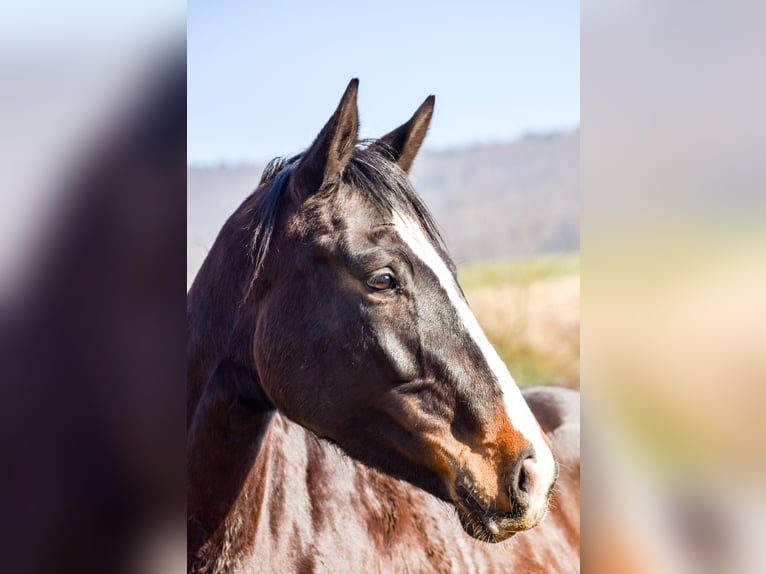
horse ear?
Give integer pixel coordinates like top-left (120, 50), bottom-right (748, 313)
top-left (292, 78), bottom-right (359, 200)
top-left (371, 95), bottom-right (434, 173)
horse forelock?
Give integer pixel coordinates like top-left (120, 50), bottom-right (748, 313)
top-left (245, 145), bottom-right (445, 298)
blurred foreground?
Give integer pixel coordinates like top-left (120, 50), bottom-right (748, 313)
top-left (0, 6), bottom-right (186, 574)
top-left (583, 2), bottom-right (766, 572)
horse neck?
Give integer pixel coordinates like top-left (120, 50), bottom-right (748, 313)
top-left (187, 361), bottom-right (275, 570)
top-left (187, 192), bottom-right (267, 425)
top-left (187, 285), bottom-right (275, 567)
top-left (190, 410), bottom-right (442, 573)
top-left (187, 191), bottom-right (284, 564)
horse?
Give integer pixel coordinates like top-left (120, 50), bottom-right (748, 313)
top-left (187, 79), bottom-right (580, 573)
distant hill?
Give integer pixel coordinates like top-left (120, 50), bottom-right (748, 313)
top-left (187, 130), bottom-right (579, 286)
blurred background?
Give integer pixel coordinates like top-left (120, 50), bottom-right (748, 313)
top-left (187, 0), bottom-right (581, 389)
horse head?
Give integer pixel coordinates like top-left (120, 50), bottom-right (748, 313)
top-left (247, 79), bottom-right (558, 542)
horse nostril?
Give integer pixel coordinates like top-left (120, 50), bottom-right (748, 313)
top-left (518, 463), bottom-right (531, 494)
top-left (510, 448), bottom-right (536, 508)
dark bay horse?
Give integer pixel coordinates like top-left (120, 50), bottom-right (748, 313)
top-left (187, 79), bottom-right (580, 573)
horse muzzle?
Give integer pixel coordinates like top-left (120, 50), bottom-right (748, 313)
top-left (451, 448), bottom-right (558, 543)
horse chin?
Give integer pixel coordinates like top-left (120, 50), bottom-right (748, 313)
top-left (450, 486), bottom-right (552, 544)
top-left (451, 495), bottom-right (515, 544)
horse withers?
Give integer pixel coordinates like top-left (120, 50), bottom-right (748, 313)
top-left (187, 79), bottom-right (580, 573)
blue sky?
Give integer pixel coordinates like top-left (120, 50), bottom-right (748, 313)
top-left (188, 1), bottom-right (579, 164)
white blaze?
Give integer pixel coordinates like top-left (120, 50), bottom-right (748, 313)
top-left (392, 211), bottom-right (556, 497)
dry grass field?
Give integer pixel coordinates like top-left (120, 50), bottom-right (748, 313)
top-left (459, 253), bottom-right (580, 388)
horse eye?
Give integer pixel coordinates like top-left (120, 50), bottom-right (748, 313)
top-left (367, 273), bottom-right (397, 291)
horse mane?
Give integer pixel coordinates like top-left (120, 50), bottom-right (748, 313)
top-left (246, 143), bottom-right (446, 293)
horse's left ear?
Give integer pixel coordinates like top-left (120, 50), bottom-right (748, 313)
top-left (291, 78), bottom-right (359, 201)
top-left (371, 95), bottom-right (435, 173)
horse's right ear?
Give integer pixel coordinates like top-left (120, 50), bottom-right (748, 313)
top-left (291, 79), bottom-right (359, 202)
